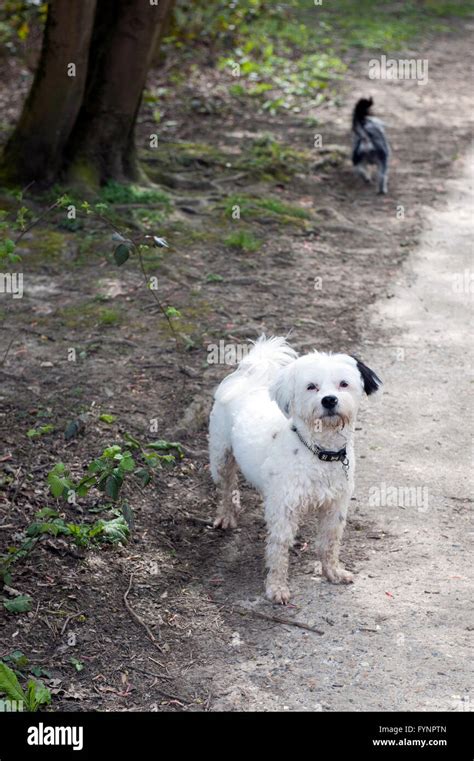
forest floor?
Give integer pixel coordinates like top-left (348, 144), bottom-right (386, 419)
top-left (0, 19), bottom-right (473, 711)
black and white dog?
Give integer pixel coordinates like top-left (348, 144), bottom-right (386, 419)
top-left (352, 97), bottom-right (390, 194)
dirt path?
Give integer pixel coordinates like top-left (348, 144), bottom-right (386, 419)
top-left (1, 25), bottom-right (472, 712)
top-left (186, 149), bottom-right (473, 713)
top-left (171, 40), bottom-right (474, 711)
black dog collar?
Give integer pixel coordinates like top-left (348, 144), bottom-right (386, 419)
top-left (291, 425), bottom-right (348, 463)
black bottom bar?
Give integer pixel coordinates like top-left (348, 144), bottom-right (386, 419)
top-left (0, 711), bottom-right (471, 759)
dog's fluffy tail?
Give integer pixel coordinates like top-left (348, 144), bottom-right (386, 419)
top-left (214, 335), bottom-right (297, 404)
top-left (352, 97), bottom-right (373, 134)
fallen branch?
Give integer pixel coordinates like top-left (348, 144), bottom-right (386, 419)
top-left (153, 687), bottom-right (191, 706)
top-left (123, 573), bottom-right (163, 653)
top-left (234, 606), bottom-right (324, 635)
top-left (183, 514), bottom-right (214, 527)
top-left (129, 665), bottom-right (172, 681)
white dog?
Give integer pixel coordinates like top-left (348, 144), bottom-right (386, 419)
top-left (209, 336), bottom-right (382, 604)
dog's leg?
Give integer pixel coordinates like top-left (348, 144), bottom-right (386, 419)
top-left (213, 450), bottom-right (240, 529)
top-left (264, 500), bottom-right (298, 604)
top-left (318, 498), bottom-right (353, 584)
top-left (377, 158), bottom-right (389, 194)
top-left (354, 162), bottom-right (371, 183)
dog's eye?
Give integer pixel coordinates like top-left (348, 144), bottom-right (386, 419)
top-left (340, 380), bottom-right (349, 388)
top-left (307, 383), bottom-right (318, 391)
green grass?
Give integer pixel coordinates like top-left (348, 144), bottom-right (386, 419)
top-left (297, 0), bottom-right (474, 51)
top-left (20, 228), bottom-right (70, 264)
top-left (167, 0), bottom-right (474, 112)
top-left (143, 141), bottom-right (230, 176)
top-left (224, 230), bottom-right (261, 253)
top-left (221, 194), bottom-right (311, 224)
top-left (237, 134), bottom-right (312, 180)
top-left (99, 181), bottom-right (170, 207)
top-left (56, 301), bottom-right (122, 329)
top-left (131, 207), bottom-right (167, 230)
top-left (256, 198), bottom-right (310, 220)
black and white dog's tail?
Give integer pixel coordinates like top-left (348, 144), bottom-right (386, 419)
top-left (352, 97), bottom-right (374, 136)
top-left (351, 97), bottom-right (390, 194)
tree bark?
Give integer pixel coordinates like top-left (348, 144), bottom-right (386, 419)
top-left (152, 0), bottom-right (176, 66)
top-left (65, 0), bottom-right (174, 189)
top-left (0, 0), bottom-right (97, 186)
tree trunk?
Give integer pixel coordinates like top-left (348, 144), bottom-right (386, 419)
top-left (152, 0), bottom-right (176, 66)
top-left (65, 0), bottom-right (174, 190)
top-left (0, 0), bottom-right (97, 187)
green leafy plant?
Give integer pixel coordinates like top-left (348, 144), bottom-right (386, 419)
top-left (0, 662), bottom-right (51, 712)
top-left (0, 537), bottom-right (38, 587)
top-left (1, 434), bottom-right (182, 591)
top-left (26, 509), bottom-right (129, 549)
top-left (27, 424), bottom-right (55, 439)
top-left (3, 594), bottom-right (32, 614)
top-left (99, 413), bottom-right (117, 424)
top-left (70, 657), bottom-right (84, 673)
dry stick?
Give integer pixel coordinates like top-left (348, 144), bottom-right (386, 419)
top-left (234, 606), bottom-right (324, 636)
top-left (0, 337), bottom-right (15, 367)
top-left (123, 574), bottom-right (163, 653)
top-left (10, 445), bottom-right (33, 505)
top-left (129, 665), bottom-right (172, 681)
top-left (148, 655), bottom-right (168, 671)
top-left (183, 513), bottom-right (213, 527)
top-left (211, 171), bottom-right (248, 185)
top-left (153, 687), bottom-right (190, 705)
top-left (60, 610), bottom-right (86, 636)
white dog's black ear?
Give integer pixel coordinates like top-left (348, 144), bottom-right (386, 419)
top-left (269, 362), bottom-right (295, 418)
top-left (352, 356), bottom-right (382, 395)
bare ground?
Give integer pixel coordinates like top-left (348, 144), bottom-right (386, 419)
top-left (0, 25), bottom-right (473, 711)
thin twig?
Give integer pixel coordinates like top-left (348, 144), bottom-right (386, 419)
top-left (0, 337), bottom-right (15, 367)
top-left (123, 574), bottom-right (163, 652)
top-left (136, 246), bottom-right (181, 347)
top-left (183, 514), bottom-right (214, 527)
top-left (20, 327), bottom-right (56, 342)
top-left (153, 687), bottom-right (191, 705)
top-left (60, 611), bottom-right (86, 636)
top-left (211, 171), bottom-right (248, 185)
top-left (234, 606), bottom-right (324, 635)
top-left (14, 200), bottom-right (62, 247)
top-left (10, 446), bottom-right (33, 505)
top-left (148, 656), bottom-right (168, 671)
top-left (129, 665), bottom-right (172, 681)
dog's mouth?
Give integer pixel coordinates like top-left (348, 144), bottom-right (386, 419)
top-left (320, 410), bottom-right (342, 422)
top-left (318, 410), bottom-right (349, 428)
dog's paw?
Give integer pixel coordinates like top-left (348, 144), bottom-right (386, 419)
top-left (265, 583), bottom-right (291, 605)
top-left (323, 566), bottom-right (354, 584)
top-left (213, 514), bottom-right (237, 530)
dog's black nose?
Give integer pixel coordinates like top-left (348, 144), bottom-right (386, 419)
top-left (321, 395), bottom-right (338, 409)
